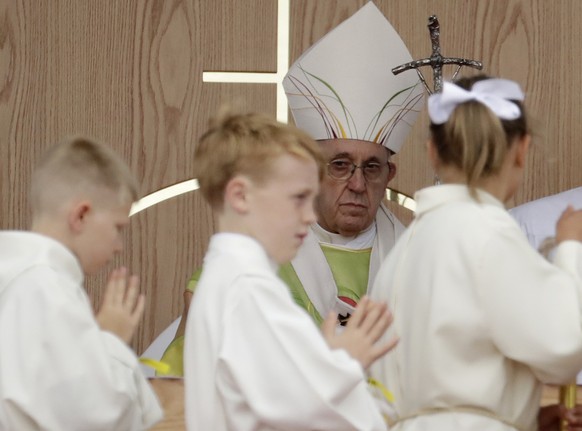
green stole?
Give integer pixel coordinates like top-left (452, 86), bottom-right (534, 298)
top-left (161, 247), bottom-right (372, 375)
top-left (279, 244), bottom-right (372, 324)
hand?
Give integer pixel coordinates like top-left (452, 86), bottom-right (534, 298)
top-left (556, 206), bottom-right (582, 244)
top-left (96, 267), bottom-right (145, 344)
top-left (563, 405), bottom-right (582, 430)
top-left (538, 404), bottom-right (582, 431)
top-left (321, 296), bottom-right (399, 370)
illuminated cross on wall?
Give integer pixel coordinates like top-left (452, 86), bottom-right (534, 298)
top-left (130, 0), bottom-right (290, 216)
top-left (130, 0), bottom-right (416, 216)
top-left (203, 0), bottom-right (290, 123)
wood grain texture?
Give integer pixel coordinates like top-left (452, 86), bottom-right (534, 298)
top-left (0, 0), bottom-right (277, 354)
top-left (149, 378), bottom-right (185, 430)
top-left (2, 0), bottom-right (582, 355)
top-left (291, 0), bottom-right (582, 212)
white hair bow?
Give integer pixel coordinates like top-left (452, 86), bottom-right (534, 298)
top-left (428, 79), bottom-right (525, 125)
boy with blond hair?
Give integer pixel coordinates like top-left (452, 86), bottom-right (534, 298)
top-left (0, 137), bottom-right (163, 430)
top-left (184, 111), bottom-right (397, 431)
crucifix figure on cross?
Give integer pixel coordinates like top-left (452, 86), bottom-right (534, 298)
top-left (392, 15), bottom-right (483, 94)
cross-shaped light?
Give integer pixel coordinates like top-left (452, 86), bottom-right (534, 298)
top-left (131, 0), bottom-right (417, 216)
top-left (202, 0), bottom-right (290, 123)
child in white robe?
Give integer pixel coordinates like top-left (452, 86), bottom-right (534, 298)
top-left (0, 137), bottom-right (163, 430)
top-left (184, 111), bottom-right (398, 431)
top-left (370, 75), bottom-right (582, 431)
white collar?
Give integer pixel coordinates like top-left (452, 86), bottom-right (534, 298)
top-left (414, 184), bottom-right (505, 216)
top-left (311, 221), bottom-right (376, 249)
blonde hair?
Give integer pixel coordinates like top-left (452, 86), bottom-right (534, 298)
top-left (430, 75), bottom-right (530, 196)
top-left (195, 109), bottom-right (324, 209)
top-left (31, 136), bottom-right (139, 215)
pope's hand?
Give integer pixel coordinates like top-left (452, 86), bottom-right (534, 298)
top-left (538, 403), bottom-right (582, 431)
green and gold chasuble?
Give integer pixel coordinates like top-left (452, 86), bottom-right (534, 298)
top-left (160, 245), bottom-right (372, 376)
top-left (279, 244), bottom-right (372, 325)
top-left (158, 269), bottom-right (202, 376)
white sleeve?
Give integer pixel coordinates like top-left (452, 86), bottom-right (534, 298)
top-left (217, 274), bottom-right (387, 431)
top-left (0, 267), bottom-right (163, 431)
top-left (478, 231), bottom-right (582, 383)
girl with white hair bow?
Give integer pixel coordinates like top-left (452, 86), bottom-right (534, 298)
top-left (370, 75), bottom-right (582, 431)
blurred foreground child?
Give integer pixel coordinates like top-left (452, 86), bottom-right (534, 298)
top-left (185, 111), bottom-right (398, 431)
top-left (0, 137), bottom-right (162, 430)
top-left (370, 75), bottom-right (582, 431)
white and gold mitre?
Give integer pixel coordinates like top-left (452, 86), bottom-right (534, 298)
top-left (283, 2), bottom-right (424, 153)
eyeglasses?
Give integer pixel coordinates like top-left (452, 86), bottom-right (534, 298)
top-left (326, 159), bottom-right (390, 182)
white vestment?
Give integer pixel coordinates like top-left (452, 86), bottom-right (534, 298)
top-left (0, 231), bottom-right (163, 431)
top-left (291, 203), bottom-right (405, 318)
top-left (184, 233), bottom-right (387, 431)
top-left (370, 185), bottom-right (582, 431)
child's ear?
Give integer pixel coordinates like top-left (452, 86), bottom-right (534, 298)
top-left (515, 134), bottom-right (531, 168)
top-left (224, 175), bottom-right (251, 214)
top-left (68, 201), bottom-right (92, 233)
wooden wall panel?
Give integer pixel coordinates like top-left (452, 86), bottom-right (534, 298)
top-left (2, 0), bottom-right (582, 353)
top-left (0, 0), bottom-right (277, 354)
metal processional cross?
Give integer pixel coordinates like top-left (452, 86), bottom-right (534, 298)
top-left (130, 3), bottom-right (428, 216)
top-left (392, 15), bottom-right (483, 94)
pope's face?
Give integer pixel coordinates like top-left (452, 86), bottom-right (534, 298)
top-left (315, 139), bottom-right (395, 237)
